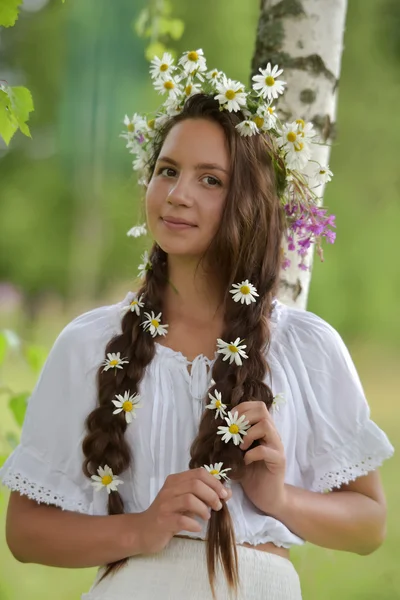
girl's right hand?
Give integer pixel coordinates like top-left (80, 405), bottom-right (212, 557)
top-left (137, 467), bottom-right (232, 555)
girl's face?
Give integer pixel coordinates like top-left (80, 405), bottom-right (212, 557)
top-left (146, 118), bottom-right (230, 258)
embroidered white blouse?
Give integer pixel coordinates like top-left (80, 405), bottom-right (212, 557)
top-left (0, 291), bottom-right (395, 549)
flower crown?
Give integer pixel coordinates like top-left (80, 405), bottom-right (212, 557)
top-left (122, 49), bottom-right (336, 272)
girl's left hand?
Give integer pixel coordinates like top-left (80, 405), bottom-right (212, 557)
top-left (234, 401), bottom-right (287, 516)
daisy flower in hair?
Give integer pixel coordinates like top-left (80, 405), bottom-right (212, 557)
top-left (150, 52), bottom-right (175, 80)
top-left (253, 104), bottom-right (277, 132)
top-left (153, 76), bottom-right (182, 100)
top-left (102, 352), bottom-right (129, 373)
top-left (206, 390), bottom-right (227, 419)
top-left (314, 165), bottom-right (333, 185)
top-left (272, 393), bottom-right (287, 413)
top-left (216, 338), bottom-right (248, 366)
top-left (179, 48), bottom-right (207, 76)
top-left (138, 250), bottom-right (152, 279)
top-left (203, 462), bottom-right (231, 481)
top-left (141, 311), bottom-right (169, 337)
top-left (215, 75), bottom-right (247, 113)
top-left (206, 68), bottom-right (223, 83)
top-left (127, 223), bottom-right (147, 238)
top-left (217, 411), bottom-right (250, 446)
top-left (121, 293), bottom-right (144, 317)
top-left (252, 63), bottom-right (286, 101)
top-left (229, 280), bottom-right (259, 305)
top-left (112, 390), bottom-right (142, 424)
top-left (236, 120), bottom-right (259, 137)
top-left (91, 465), bottom-right (124, 494)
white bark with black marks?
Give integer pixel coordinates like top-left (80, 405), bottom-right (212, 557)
top-left (251, 0), bottom-right (348, 308)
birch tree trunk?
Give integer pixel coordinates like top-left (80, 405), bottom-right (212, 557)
top-left (251, 0), bottom-right (348, 309)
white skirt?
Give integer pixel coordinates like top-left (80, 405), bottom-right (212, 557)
top-left (81, 537), bottom-right (302, 600)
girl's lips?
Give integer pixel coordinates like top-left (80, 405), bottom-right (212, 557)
top-left (162, 218), bottom-right (196, 230)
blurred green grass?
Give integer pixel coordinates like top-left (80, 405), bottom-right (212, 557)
top-left (0, 300), bottom-right (398, 600)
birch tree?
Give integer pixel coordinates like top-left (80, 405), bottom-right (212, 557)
top-left (251, 0), bottom-right (348, 309)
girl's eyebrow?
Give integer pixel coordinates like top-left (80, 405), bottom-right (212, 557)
top-left (157, 155), bottom-right (229, 175)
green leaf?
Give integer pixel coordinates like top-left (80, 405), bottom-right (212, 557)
top-left (9, 392), bottom-right (29, 428)
top-left (0, 89), bottom-right (18, 145)
top-left (24, 344), bottom-right (47, 374)
top-left (9, 86), bottom-right (34, 137)
top-left (0, 0), bottom-right (22, 27)
top-left (168, 18), bottom-right (184, 40)
top-left (145, 41), bottom-right (167, 62)
top-left (134, 8), bottom-right (149, 37)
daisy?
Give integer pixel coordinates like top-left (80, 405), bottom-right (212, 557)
top-left (272, 392), bottom-right (287, 413)
top-left (121, 293), bottom-right (145, 316)
top-left (102, 352), bottom-right (129, 372)
top-left (121, 114), bottom-right (147, 139)
top-left (229, 280), bottom-right (259, 305)
top-left (252, 63), bottom-right (286, 101)
top-left (138, 250), bottom-right (152, 279)
top-left (112, 390), bottom-right (142, 424)
top-left (150, 52), bottom-right (175, 80)
top-left (91, 465), bottom-right (124, 494)
top-left (276, 122), bottom-right (303, 152)
top-left (216, 338), bottom-right (248, 366)
top-left (132, 149), bottom-right (149, 172)
top-left (153, 76), bottom-right (182, 100)
top-left (285, 142), bottom-right (312, 171)
top-left (205, 390), bottom-right (227, 419)
top-left (314, 165), bottom-right (333, 185)
top-left (253, 104), bottom-right (277, 131)
top-left (206, 68), bottom-right (223, 82)
top-left (295, 118), bottom-right (315, 142)
top-left (127, 223), bottom-right (147, 238)
top-left (236, 120), bottom-right (258, 137)
top-left (141, 311), bottom-right (169, 337)
top-left (179, 49), bottom-right (207, 75)
top-left (203, 462), bottom-right (231, 481)
top-left (183, 80), bottom-right (202, 98)
top-left (215, 76), bottom-right (247, 112)
top-left (217, 410), bottom-right (250, 446)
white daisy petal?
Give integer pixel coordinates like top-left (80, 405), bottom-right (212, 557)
top-left (90, 465), bottom-right (124, 494)
top-left (217, 410), bottom-right (250, 446)
top-left (215, 75), bottom-right (247, 113)
top-left (205, 390), bottom-right (227, 419)
top-left (127, 224), bottom-right (147, 238)
top-left (138, 250), bottom-right (152, 279)
top-left (252, 62), bottom-right (286, 101)
top-left (102, 352), bottom-right (129, 372)
top-left (141, 311), bottom-right (169, 338)
top-left (229, 280), bottom-right (259, 305)
top-left (314, 165), bottom-right (333, 185)
top-left (216, 338), bottom-right (248, 366)
top-left (203, 462), bottom-right (232, 481)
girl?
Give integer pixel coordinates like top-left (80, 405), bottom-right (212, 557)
top-left (0, 51), bottom-right (395, 600)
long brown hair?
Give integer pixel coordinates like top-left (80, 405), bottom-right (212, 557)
top-left (81, 93), bottom-right (285, 597)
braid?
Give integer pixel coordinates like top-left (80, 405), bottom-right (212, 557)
top-left (81, 243), bottom-right (168, 582)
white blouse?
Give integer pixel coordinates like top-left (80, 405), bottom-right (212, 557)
top-left (0, 291), bottom-right (395, 549)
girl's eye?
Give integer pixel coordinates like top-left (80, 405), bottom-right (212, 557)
top-left (158, 167), bottom-right (176, 177)
top-left (203, 176), bottom-right (221, 187)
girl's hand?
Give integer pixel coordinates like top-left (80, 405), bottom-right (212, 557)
top-left (234, 401), bottom-right (287, 516)
top-left (138, 468), bottom-right (232, 554)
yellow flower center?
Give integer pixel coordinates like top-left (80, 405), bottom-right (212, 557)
top-left (211, 71), bottom-right (218, 78)
top-left (151, 319), bottom-right (160, 328)
top-left (225, 89), bottom-right (236, 100)
top-left (185, 84), bottom-right (192, 96)
top-left (267, 106), bottom-right (274, 115)
top-left (101, 475), bottom-right (112, 485)
top-left (127, 123), bottom-right (134, 132)
top-left (188, 51), bottom-right (199, 62)
top-left (295, 142), bottom-right (304, 152)
top-left (228, 345), bottom-right (238, 353)
top-left (210, 469), bottom-right (219, 475)
top-left (319, 169), bottom-right (326, 175)
top-left (164, 81), bottom-right (175, 90)
top-left (147, 119), bottom-right (155, 129)
top-left (265, 75), bottom-right (275, 86)
top-left (160, 63), bottom-right (169, 72)
top-left (109, 359), bottom-right (119, 366)
top-left (229, 424), bottom-right (239, 434)
top-left (287, 131), bottom-right (297, 143)
top-left (122, 400), bottom-right (133, 412)
top-left (130, 300), bottom-right (138, 307)
top-left (215, 400), bottom-right (221, 408)
top-left (240, 285), bottom-right (251, 295)
top-left (296, 118), bottom-right (305, 129)
top-left (254, 116), bottom-right (264, 129)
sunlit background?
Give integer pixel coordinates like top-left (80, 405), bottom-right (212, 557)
top-left (0, 0), bottom-right (399, 598)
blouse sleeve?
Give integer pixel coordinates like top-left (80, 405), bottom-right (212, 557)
top-left (0, 305), bottom-right (118, 513)
top-left (283, 307), bottom-right (395, 493)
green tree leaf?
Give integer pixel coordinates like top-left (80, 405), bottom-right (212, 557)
top-left (24, 344), bottom-right (48, 374)
top-left (0, 89), bottom-right (18, 145)
top-left (0, 0), bottom-right (22, 27)
top-left (9, 392), bottom-right (29, 428)
top-left (0, 332), bottom-right (7, 367)
top-left (0, 86), bottom-right (34, 145)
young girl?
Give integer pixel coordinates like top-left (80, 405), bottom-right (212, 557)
top-left (0, 51), bottom-right (395, 600)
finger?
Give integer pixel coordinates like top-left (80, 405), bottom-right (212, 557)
top-left (243, 445), bottom-right (285, 467)
top-left (240, 419), bottom-right (282, 451)
top-left (233, 402), bottom-right (269, 424)
top-left (174, 493), bottom-right (212, 522)
top-left (193, 467), bottom-right (232, 500)
top-left (174, 514), bottom-right (203, 534)
top-left (174, 477), bottom-right (224, 512)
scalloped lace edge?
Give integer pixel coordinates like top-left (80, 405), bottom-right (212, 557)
top-left (312, 453), bottom-right (391, 493)
top-left (1, 471), bottom-right (90, 513)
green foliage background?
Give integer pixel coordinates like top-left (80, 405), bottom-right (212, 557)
top-left (0, 0), bottom-right (399, 599)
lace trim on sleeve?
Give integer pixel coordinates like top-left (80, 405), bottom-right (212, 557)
top-left (309, 418), bottom-right (395, 493)
top-left (1, 471), bottom-right (90, 514)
